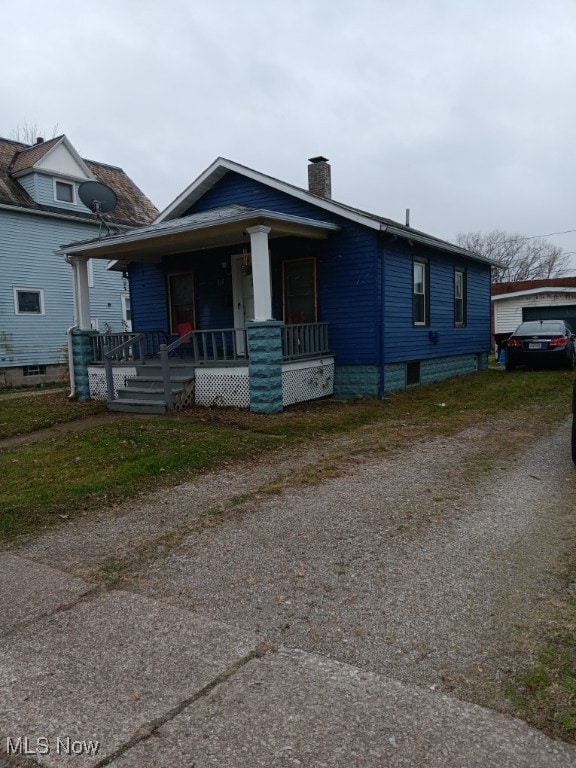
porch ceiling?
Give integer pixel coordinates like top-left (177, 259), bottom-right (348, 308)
top-left (59, 207), bottom-right (340, 263)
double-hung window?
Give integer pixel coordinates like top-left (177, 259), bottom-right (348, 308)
top-left (454, 268), bottom-right (466, 326)
top-left (413, 260), bottom-right (428, 326)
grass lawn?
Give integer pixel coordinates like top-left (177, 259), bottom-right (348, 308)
top-left (0, 389), bottom-right (106, 439)
top-left (1, 366), bottom-right (573, 541)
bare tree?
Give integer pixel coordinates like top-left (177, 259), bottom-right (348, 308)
top-left (456, 229), bottom-right (570, 283)
top-left (10, 121), bottom-right (59, 145)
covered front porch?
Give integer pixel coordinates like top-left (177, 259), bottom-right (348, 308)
top-left (62, 205), bottom-right (340, 413)
top-left (84, 324), bottom-right (334, 413)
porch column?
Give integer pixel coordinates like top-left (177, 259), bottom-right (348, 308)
top-left (69, 255), bottom-right (91, 330)
top-left (247, 320), bottom-right (284, 414)
top-left (246, 225), bottom-right (272, 321)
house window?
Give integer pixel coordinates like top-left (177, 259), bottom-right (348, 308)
top-left (283, 258), bottom-right (317, 323)
top-left (54, 180), bottom-right (75, 203)
top-left (406, 361), bottom-right (421, 385)
top-left (23, 365), bottom-right (46, 377)
top-left (413, 260), bottom-right (428, 326)
top-left (121, 293), bottom-right (132, 331)
top-left (168, 272), bottom-right (195, 334)
top-left (454, 268), bottom-right (466, 326)
top-left (14, 287), bottom-right (44, 315)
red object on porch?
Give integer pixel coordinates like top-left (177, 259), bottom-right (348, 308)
top-left (177, 322), bottom-right (194, 338)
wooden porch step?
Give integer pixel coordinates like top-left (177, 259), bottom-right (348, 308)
top-left (108, 399), bottom-right (168, 414)
top-left (125, 375), bottom-right (193, 387)
top-left (117, 386), bottom-right (184, 403)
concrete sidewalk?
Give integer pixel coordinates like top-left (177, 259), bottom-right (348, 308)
top-left (1, 553), bottom-right (575, 768)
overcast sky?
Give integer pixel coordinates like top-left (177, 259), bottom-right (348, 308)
top-left (3, 0), bottom-right (576, 268)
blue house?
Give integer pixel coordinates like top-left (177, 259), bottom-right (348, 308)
top-left (0, 134), bottom-right (157, 388)
top-left (60, 156), bottom-right (495, 413)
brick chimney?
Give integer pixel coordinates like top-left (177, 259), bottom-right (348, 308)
top-left (307, 156), bottom-right (331, 199)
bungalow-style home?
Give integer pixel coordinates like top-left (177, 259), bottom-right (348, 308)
top-left (492, 277), bottom-right (576, 352)
top-left (0, 134), bottom-right (158, 387)
top-left (60, 156), bottom-right (496, 414)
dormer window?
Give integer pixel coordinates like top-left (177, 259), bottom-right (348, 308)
top-left (54, 180), bottom-right (75, 203)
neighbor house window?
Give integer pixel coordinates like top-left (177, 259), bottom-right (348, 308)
top-left (454, 268), bottom-right (466, 326)
top-left (23, 365), bottom-right (46, 377)
top-left (413, 260), bottom-right (428, 325)
top-left (14, 287), bottom-right (44, 315)
top-left (54, 180), bottom-right (74, 203)
top-left (283, 258), bottom-right (317, 323)
top-left (168, 272), bottom-right (195, 334)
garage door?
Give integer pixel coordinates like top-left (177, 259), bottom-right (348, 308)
top-left (522, 305), bottom-right (576, 329)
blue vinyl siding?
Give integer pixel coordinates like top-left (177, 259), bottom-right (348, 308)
top-left (35, 173), bottom-right (92, 213)
top-left (130, 169), bottom-right (491, 375)
top-left (187, 172), bottom-right (381, 365)
top-left (129, 262), bottom-right (167, 331)
top-left (0, 208), bottom-right (126, 368)
top-left (382, 240), bottom-right (491, 363)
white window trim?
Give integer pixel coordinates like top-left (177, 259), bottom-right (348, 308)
top-left (121, 292), bottom-right (132, 331)
top-left (455, 268), bottom-right (465, 327)
top-left (413, 261), bottom-right (428, 326)
top-left (14, 287), bottom-right (45, 316)
top-left (53, 178), bottom-right (76, 204)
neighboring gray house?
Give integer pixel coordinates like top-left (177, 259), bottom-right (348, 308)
top-left (0, 134), bottom-right (157, 387)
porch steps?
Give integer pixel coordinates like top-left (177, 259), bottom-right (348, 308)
top-left (108, 359), bottom-right (195, 414)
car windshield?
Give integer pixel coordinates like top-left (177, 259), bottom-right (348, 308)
top-left (515, 321), bottom-right (566, 335)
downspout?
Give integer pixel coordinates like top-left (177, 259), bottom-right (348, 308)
top-left (378, 233), bottom-right (387, 399)
top-left (67, 325), bottom-right (78, 399)
top-left (65, 253), bottom-right (78, 400)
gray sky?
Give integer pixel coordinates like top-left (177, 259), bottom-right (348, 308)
top-left (3, 0), bottom-right (576, 268)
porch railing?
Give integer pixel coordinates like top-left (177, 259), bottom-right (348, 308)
top-left (282, 322), bottom-right (330, 361)
top-left (103, 332), bottom-right (147, 401)
top-left (95, 323), bottom-right (331, 406)
top-left (160, 328), bottom-right (248, 410)
top-left (91, 331), bottom-right (168, 363)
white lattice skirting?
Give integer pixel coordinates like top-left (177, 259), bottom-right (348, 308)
top-left (88, 365), bottom-right (137, 400)
top-left (194, 358), bottom-right (334, 408)
top-left (282, 359), bottom-right (334, 406)
top-left (195, 367), bottom-right (251, 408)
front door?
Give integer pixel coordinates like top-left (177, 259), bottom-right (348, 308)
top-left (231, 254), bottom-right (254, 354)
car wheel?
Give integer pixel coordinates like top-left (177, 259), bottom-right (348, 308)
top-left (505, 361), bottom-right (516, 371)
top-left (566, 348), bottom-right (576, 370)
top-left (572, 415), bottom-right (576, 465)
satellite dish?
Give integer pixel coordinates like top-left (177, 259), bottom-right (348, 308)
top-left (78, 181), bottom-right (117, 214)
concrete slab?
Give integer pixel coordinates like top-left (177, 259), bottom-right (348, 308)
top-left (110, 648), bottom-right (576, 768)
top-left (0, 553), bottom-right (92, 636)
top-left (0, 591), bottom-right (259, 767)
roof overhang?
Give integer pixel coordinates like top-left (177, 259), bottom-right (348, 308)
top-left (155, 157), bottom-right (500, 267)
top-left (58, 207), bottom-right (340, 264)
top-left (491, 286), bottom-right (576, 301)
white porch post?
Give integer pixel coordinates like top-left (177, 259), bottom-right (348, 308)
top-left (246, 225), bottom-right (272, 321)
top-left (70, 256), bottom-right (91, 330)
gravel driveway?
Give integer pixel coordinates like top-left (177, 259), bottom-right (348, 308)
top-left (12, 413), bottom-right (576, 717)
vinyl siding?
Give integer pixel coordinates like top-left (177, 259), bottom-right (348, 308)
top-left (383, 240), bottom-right (491, 363)
top-left (130, 170), bottom-right (491, 369)
top-left (186, 172), bottom-right (381, 365)
top-left (129, 262), bottom-right (168, 331)
top-left (0, 208), bottom-right (126, 367)
top-left (493, 292), bottom-right (576, 335)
